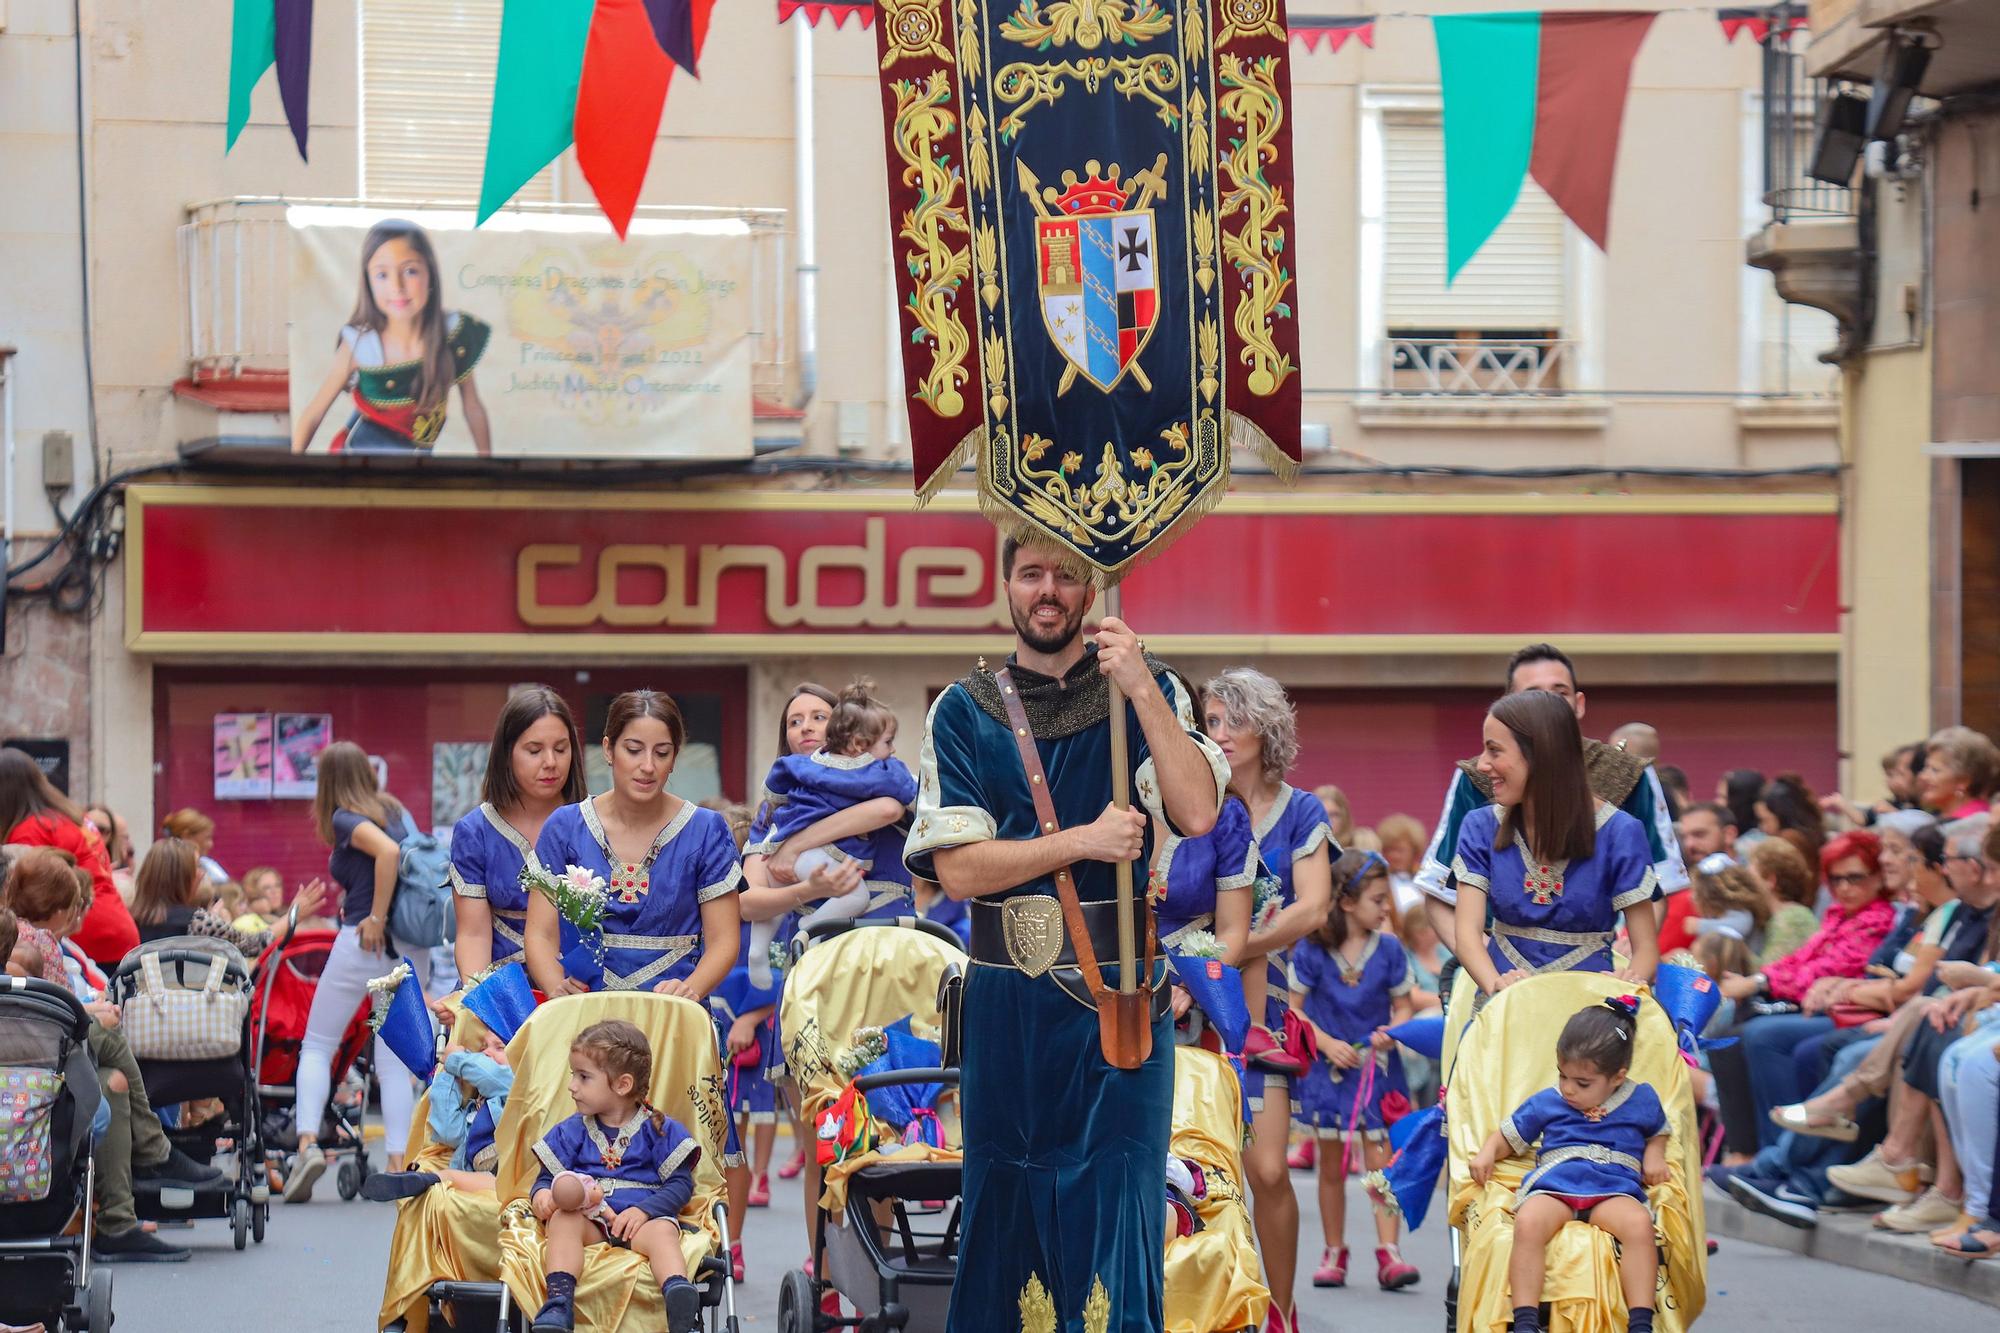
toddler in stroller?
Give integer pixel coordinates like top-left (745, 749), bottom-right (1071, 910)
top-left (0, 971), bottom-right (112, 1332)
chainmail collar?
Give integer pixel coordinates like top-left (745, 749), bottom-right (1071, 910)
top-left (1455, 737), bottom-right (1647, 808)
top-left (959, 645), bottom-right (1171, 741)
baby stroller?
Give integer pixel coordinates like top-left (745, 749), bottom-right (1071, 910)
top-left (1442, 972), bottom-right (1707, 1333)
top-left (0, 976), bottom-right (111, 1332)
top-left (774, 919), bottom-right (966, 1333)
top-left (491, 991), bottom-right (740, 1332)
top-left (105, 936), bottom-right (268, 1250)
top-left (379, 996), bottom-right (504, 1333)
top-left (250, 927), bottom-right (377, 1200)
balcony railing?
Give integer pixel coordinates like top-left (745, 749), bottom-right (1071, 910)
top-left (177, 197), bottom-right (793, 404)
top-left (1379, 337), bottom-right (1575, 396)
top-left (1760, 9), bottom-right (1857, 222)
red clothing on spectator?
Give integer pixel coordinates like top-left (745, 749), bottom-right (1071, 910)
top-left (1657, 887), bottom-right (1699, 955)
top-left (6, 813), bottom-right (139, 966)
top-left (1761, 895), bottom-right (1894, 1002)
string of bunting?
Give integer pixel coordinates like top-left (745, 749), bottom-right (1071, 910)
top-left (778, 2), bottom-right (1812, 46)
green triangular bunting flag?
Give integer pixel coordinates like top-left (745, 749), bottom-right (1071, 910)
top-left (226, 0), bottom-right (277, 152)
top-left (478, 0), bottom-right (598, 224)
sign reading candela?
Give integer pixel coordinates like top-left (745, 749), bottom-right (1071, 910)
top-left (286, 206), bottom-right (752, 459)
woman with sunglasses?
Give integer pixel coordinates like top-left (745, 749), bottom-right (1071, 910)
top-left (1709, 831), bottom-right (1897, 1154)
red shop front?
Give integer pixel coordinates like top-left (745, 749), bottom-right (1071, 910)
top-left (124, 484), bottom-right (1842, 875)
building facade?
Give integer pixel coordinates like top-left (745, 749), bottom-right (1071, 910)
top-left (1754, 0), bottom-right (2000, 793)
top-left (2, 1), bottom-right (1840, 877)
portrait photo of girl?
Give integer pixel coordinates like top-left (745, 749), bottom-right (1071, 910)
top-left (291, 219), bottom-right (493, 455)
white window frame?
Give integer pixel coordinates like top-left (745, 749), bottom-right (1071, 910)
top-left (1356, 86), bottom-right (1603, 393)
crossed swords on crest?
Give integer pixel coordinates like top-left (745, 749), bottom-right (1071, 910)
top-left (1019, 153), bottom-right (1170, 397)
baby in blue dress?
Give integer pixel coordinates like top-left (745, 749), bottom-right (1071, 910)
top-left (1471, 996), bottom-right (1670, 1333)
top-left (528, 1020), bottom-right (703, 1333)
top-left (746, 680), bottom-right (915, 987)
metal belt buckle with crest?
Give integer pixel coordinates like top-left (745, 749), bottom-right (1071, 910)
top-left (1000, 895), bottom-right (1064, 977)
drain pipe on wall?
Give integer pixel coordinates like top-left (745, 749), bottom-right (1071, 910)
top-left (2, 346), bottom-right (16, 584)
top-left (793, 20), bottom-right (819, 405)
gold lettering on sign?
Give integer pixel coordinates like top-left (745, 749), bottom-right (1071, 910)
top-left (517, 519), bottom-right (1011, 632)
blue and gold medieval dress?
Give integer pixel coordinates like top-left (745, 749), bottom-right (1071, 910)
top-left (1245, 785), bottom-right (1338, 1115)
top-left (533, 798), bottom-right (742, 992)
top-left (906, 650), bottom-right (1226, 1333)
top-left (448, 803), bottom-right (539, 967)
top-left (1447, 803), bottom-right (1656, 978)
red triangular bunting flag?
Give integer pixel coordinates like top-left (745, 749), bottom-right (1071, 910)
top-left (779, 0), bottom-right (875, 27)
top-left (1718, 8), bottom-right (1808, 43)
top-left (577, 0), bottom-right (672, 238)
top-left (1291, 17), bottom-right (1375, 54)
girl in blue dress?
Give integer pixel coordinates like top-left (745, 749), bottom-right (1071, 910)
top-left (1291, 851), bottom-right (1420, 1292)
top-left (524, 691), bottom-right (741, 1000)
top-left (1201, 667), bottom-right (1337, 1333)
top-left (1449, 691), bottom-right (1661, 996)
top-left (449, 686), bottom-right (588, 982)
top-left (1470, 997), bottom-right (1671, 1333)
top-left (528, 1020), bottom-right (704, 1333)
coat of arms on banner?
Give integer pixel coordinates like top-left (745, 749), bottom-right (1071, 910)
top-left (871, 0), bottom-right (1303, 578)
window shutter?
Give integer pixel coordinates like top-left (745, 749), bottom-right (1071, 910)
top-left (1383, 115), bottom-right (1565, 330)
top-left (361, 0), bottom-right (555, 204)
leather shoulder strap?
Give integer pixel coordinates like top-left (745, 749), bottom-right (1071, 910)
top-left (994, 668), bottom-right (1108, 996)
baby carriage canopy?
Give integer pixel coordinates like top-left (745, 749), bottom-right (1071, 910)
top-left (1447, 973), bottom-right (1708, 1333)
top-left (778, 922), bottom-right (965, 1121)
top-left (493, 992), bottom-right (733, 1333)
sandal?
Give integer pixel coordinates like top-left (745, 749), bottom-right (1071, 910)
top-left (1933, 1227), bottom-right (2000, 1259)
top-left (1768, 1103), bottom-right (1859, 1143)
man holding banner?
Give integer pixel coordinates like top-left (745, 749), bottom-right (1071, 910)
top-left (905, 537), bottom-right (1226, 1330)
top-left (873, 0), bottom-right (1302, 1322)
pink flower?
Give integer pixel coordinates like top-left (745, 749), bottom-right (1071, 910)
top-left (562, 865), bottom-right (605, 897)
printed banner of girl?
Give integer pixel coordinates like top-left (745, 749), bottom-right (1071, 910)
top-left (213, 713), bottom-right (273, 800)
top-left (273, 713), bottom-right (333, 799)
top-left (287, 206), bottom-right (754, 459)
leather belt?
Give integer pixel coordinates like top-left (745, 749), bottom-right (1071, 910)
top-left (969, 895), bottom-right (1168, 1016)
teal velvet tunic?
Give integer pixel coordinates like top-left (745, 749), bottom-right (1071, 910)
top-left (906, 650), bottom-right (1225, 1333)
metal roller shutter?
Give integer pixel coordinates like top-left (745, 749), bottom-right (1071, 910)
top-left (360, 0), bottom-right (555, 204)
top-left (1384, 114), bottom-right (1565, 331)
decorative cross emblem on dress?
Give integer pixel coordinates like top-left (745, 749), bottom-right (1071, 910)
top-left (612, 861), bottom-right (646, 904)
top-left (1523, 861), bottom-right (1564, 905)
top-left (1582, 1103), bottom-right (1608, 1123)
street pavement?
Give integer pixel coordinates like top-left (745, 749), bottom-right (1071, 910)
top-left (114, 1135), bottom-right (1994, 1331)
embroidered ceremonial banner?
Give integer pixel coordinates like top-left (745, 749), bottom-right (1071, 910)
top-left (872, 0), bottom-right (1302, 578)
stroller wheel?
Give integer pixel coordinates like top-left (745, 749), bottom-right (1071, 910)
top-left (232, 1198), bottom-right (251, 1250)
top-left (336, 1159), bottom-right (361, 1201)
top-left (776, 1269), bottom-right (817, 1333)
top-left (83, 1271), bottom-right (114, 1331)
top-left (252, 1200), bottom-right (268, 1244)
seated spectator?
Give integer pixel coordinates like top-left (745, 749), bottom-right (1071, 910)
top-left (234, 865), bottom-right (285, 934)
top-left (1345, 826), bottom-right (1382, 854)
top-left (1773, 822), bottom-right (1991, 1144)
top-left (1686, 856), bottom-right (1770, 953)
top-left (1746, 839), bottom-right (1821, 966)
top-left (1313, 785), bottom-right (1354, 846)
top-left (160, 807), bottom-right (229, 885)
top-left (1657, 765), bottom-right (1692, 821)
top-left (83, 802), bottom-right (136, 905)
top-left (0, 748), bottom-right (137, 966)
top-left (1720, 768), bottom-right (1768, 855)
top-left (1918, 726), bottom-right (2000, 823)
top-left (1818, 823), bottom-right (2000, 1234)
top-left (1662, 805), bottom-right (1741, 954)
top-left (1374, 813), bottom-right (1427, 916)
top-left (1757, 774), bottom-right (1826, 868)
top-left (1709, 832), bottom-right (1896, 1156)
top-left (2, 846), bottom-right (226, 1263)
top-left (130, 836), bottom-right (323, 955)
top-left (1818, 742), bottom-right (1928, 830)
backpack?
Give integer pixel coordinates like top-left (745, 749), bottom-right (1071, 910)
top-left (388, 815), bottom-right (455, 950)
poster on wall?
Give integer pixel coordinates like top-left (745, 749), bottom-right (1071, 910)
top-left (432, 742), bottom-right (488, 834)
top-left (286, 206), bottom-right (754, 460)
top-left (272, 713), bottom-right (334, 799)
top-left (213, 713), bottom-right (273, 799)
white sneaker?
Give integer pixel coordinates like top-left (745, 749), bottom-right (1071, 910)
top-left (1874, 1187), bottom-right (1963, 1233)
top-left (283, 1144), bottom-right (325, 1203)
top-left (747, 953), bottom-right (774, 990)
top-left (1826, 1148), bottom-right (1920, 1205)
